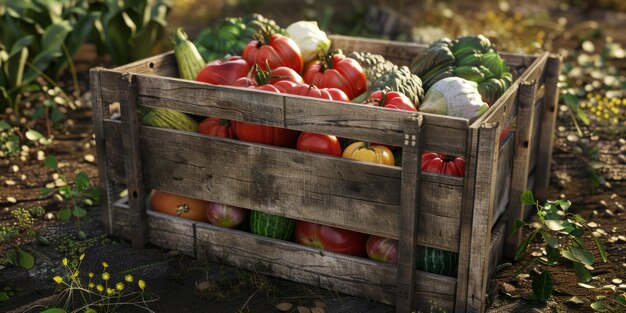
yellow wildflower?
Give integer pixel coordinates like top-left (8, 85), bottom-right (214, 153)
top-left (88, 272), bottom-right (94, 278)
top-left (102, 272), bottom-right (110, 281)
top-left (138, 279), bottom-right (146, 291)
top-left (116, 282), bottom-right (125, 291)
top-left (88, 282), bottom-right (95, 288)
top-left (53, 276), bottom-right (63, 284)
top-left (62, 258), bottom-right (68, 266)
top-left (96, 284), bottom-right (104, 292)
top-left (102, 262), bottom-right (109, 268)
top-left (125, 274), bottom-right (134, 283)
top-left (106, 288), bottom-right (114, 295)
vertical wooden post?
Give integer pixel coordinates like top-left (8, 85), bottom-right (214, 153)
top-left (119, 73), bottom-right (148, 248)
top-left (534, 56), bottom-right (561, 202)
top-left (90, 68), bottom-right (115, 235)
top-left (455, 127), bottom-right (479, 313)
top-left (466, 124), bottom-right (499, 313)
top-left (396, 113), bottom-right (423, 313)
top-left (505, 80), bottom-right (537, 257)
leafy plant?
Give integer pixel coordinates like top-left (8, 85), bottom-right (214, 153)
top-left (512, 191), bottom-right (608, 302)
top-left (0, 207), bottom-right (45, 270)
top-left (41, 155), bottom-right (100, 239)
top-left (0, 120), bottom-right (21, 157)
top-left (44, 254), bottom-right (156, 313)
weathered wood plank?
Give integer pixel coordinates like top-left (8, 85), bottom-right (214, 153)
top-left (488, 218), bottom-right (507, 280)
top-left (492, 132), bottom-right (515, 227)
top-left (528, 100), bottom-right (544, 174)
top-left (396, 114), bottom-right (422, 312)
top-left (195, 222), bottom-right (456, 311)
top-left (90, 68), bottom-right (115, 234)
top-left (466, 124), bottom-right (499, 313)
top-left (119, 74), bottom-right (148, 248)
top-left (455, 127), bottom-right (480, 312)
top-left (103, 119), bottom-right (127, 183)
top-left (534, 56), bottom-right (561, 202)
top-left (505, 81), bottom-right (538, 256)
top-left (146, 210), bottom-right (195, 257)
top-left (113, 51), bottom-right (179, 77)
top-left (102, 121), bottom-right (465, 251)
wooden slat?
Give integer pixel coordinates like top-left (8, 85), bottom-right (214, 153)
top-left (103, 119), bottom-right (127, 183)
top-left (396, 114), bottom-right (422, 312)
top-left (455, 126), bottom-right (480, 312)
top-left (492, 132), bottom-right (515, 227)
top-left (146, 210), bottom-right (195, 257)
top-left (466, 124), bottom-right (499, 313)
top-left (119, 74), bottom-right (149, 248)
top-left (90, 68), bottom-right (115, 234)
top-left (488, 218), bottom-right (507, 280)
top-left (528, 100), bottom-right (544, 174)
top-left (195, 222), bottom-right (456, 311)
top-left (534, 56), bottom-right (561, 202)
top-left (102, 120), bottom-right (464, 251)
top-left (505, 81), bottom-right (538, 256)
top-left (113, 51), bottom-right (179, 77)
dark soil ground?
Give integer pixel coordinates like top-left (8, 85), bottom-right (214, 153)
top-left (1, 1), bottom-right (626, 312)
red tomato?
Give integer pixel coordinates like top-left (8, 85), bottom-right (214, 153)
top-left (231, 77), bottom-right (282, 92)
top-left (364, 90), bottom-right (417, 112)
top-left (366, 235), bottom-right (398, 264)
top-left (303, 53), bottom-right (367, 99)
top-left (421, 151), bottom-right (466, 177)
top-left (195, 56), bottom-right (251, 86)
top-left (149, 190), bottom-right (208, 222)
top-left (288, 84), bottom-right (350, 102)
top-left (272, 80), bottom-right (298, 93)
top-left (267, 66), bottom-right (303, 85)
top-left (294, 221), bottom-right (368, 257)
top-left (198, 117), bottom-right (236, 139)
top-left (243, 33), bottom-right (303, 74)
top-left (297, 132), bottom-right (342, 156)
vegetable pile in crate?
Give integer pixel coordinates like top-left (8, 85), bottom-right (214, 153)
top-left (90, 14), bottom-right (560, 313)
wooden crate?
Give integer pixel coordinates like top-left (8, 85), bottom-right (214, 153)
top-left (90, 35), bottom-right (560, 313)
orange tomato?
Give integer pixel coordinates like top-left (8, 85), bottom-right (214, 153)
top-left (149, 190), bottom-right (209, 222)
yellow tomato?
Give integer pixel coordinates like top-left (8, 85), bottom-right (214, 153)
top-left (342, 142), bottom-right (395, 165)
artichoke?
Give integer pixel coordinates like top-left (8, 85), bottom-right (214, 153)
top-left (410, 35), bottom-right (512, 105)
top-left (348, 51), bottom-right (397, 83)
top-left (352, 65), bottom-right (424, 107)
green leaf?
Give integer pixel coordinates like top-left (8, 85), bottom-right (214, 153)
top-left (50, 107), bottom-right (64, 123)
top-left (9, 36), bottom-right (34, 58)
top-left (40, 187), bottom-right (55, 196)
top-left (0, 120), bottom-right (10, 129)
top-left (590, 301), bottom-right (604, 311)
top-left (570, 247), bottom-right (594, 265)
top-left (5, 249), bottom-right (17, 264)
top-left (592, 236), bottom-right (608, 263)
top-left (74, 172), bottom-right (90, 191)
top-left (25, 129), bottom-right (43, 141)
top-left (532, 270), bottom-right (553, 302)
top-left (554, 199), bottom-right (571, 211)
top-left (521, 191), bottom-right (535, 206)
top-left (545, 219), bottom-right (565, 231)
top-left (546, 245), bottom-right (560, 264)
top-left (562, 249), bottom-right (579, 263)
top-left (18, 250), bottom-right (34, 269)
top-left (40, 309), bottom-right (66, 313)
top-left (0, 291), bottom-right (9, 302)
top-left (41, 21), bottom-right (72, 52)
top-left (510, 219), bottom-right (526, 236)
top-left (73, 207), bottom-right (87, 218)
top-left (541, 232), bottom-right (558, 249)
top-left (57, 208), bottom-right (71, 220)
top-left (44, 155), bottom-right (58, 170)
top-left (515, 230), bottom-right (537, 261)
top-left (573, 262), bottom-right (592, 283)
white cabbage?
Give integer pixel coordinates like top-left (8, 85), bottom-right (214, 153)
top-left (420, 77), bottom-right (488, 120)
top-left (286, 21), bottom-right (331, 63)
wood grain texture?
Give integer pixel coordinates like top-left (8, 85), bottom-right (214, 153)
top-left (396, 114), bottom-right (422, 312)
top-left (90, 68), bottom-right (114, 234)
top-left (528, 100), bottom-right (544, 174)
top-left (195, 222), bottom-right (456, 311)
top-left (119, 74), bottom-right (148, 248)
top-left (102, 121), bottom-right (465, 251)
top-left (534, 56), bottom-right (561, 202)
top-left (505, 81), bottom-right (537, 257)
top-left (488, 219), bottom-right (507, 280)
top-left (492, 132), bottom-right (515, 227)
top-left (146, 211), bottom-right (195, 257)
top-left (466, 124), bottom-right (499, 313)
top-left (113, 51), bottom-right (179, 77)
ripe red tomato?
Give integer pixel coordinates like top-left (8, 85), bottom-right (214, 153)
top-left (198, 117), bottom-right (237, 139)
top-left (303, 53), bottom-right (367, 99)
top-left (288, 83), bottom-right (349, 102)
top-left (267, 66), bottom-right (304, 85)
top-left (231, 77), bottom-right (282, 92)
top-left (294, 221), bottom-right (368, 257)
top-left (243, 33), bottom-right (303, 74)
top-left (421, 151), bottom-right (466, 177)
top-left (366, 235), bottom-right (398, 264)
top-left (363, 90), bottom-right (416, 112)
top-left (149, 190), bottom-right (208, 222)
top-left (195, 56), bottom-right (251, 86)
top-left (297, 132), bottom-right (342, 157)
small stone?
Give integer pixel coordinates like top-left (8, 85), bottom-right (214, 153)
top-left (611, 194), bottom-right (618, 200)
top-left (84, 143), bottom-right (91, 149)
top-left (518, 273), bottom-right (530, 279)
top-left (297, 306), bottom-right (311, 313)
top-left (592, 231), bottom-right (602, 238)
top-left (54, 178), bottom-right (66, 187)
top-left (578, 283), bottom-right (596, 289)
top-left (45, 183), bottom-right (55, 189)
top-left (84, 154), bottom-right (95, 163)
top-left (597, 229), bottom-right (607, 236)
top-left (615, 202), bottom-right (624, 213)
top-left (619, 154), bottom-right (626, 164)
top-left (314, 300), bottom-right (325, 308)
top-left (602, 285), bottom-right (617, 291)
top-left (37, 153), bottom-right (45, 161)
top-left (53, 194), bottom-right (64, 202)
top-left (275, 303), bottom-right (293, 312)
top-left (591, 210), bottom-right (599, 218)
top-left (5, 180), bottom-right (16, 186)
top-left (20, 156), bottom-right (27, 162)
top-left (558, 126), bottom-right (566, 132)
top-left (52, 173), bottom-right (60, 180)
top-left (599, 200), bottom-right (608, 209)
top-left (588, 222), bottom-right (598, 228)
top-left (502, 282), bottom-right (517, 294)
top-left (619, 235), bottom-right (626, 243)
top-left (612, 278), bottom-right (622, 284)
top-left (567, 296), bottom-right (585, 304)
top-left (45, 212), bottom-right (55, 220)
top-left (620, 284), bottom-right (626, 290)
top-left (609, 236), bottom-right (619, 243)
top-left (7, 197), bottom-right (16, 203)
top-left (20, 174), bottom-right (26, 180)
top-left (603, 210), bottom-right (614, 218)
top-left (11, 165), bottom-right (19, 172)
top-left (531, 251), bottom-right (543, 257)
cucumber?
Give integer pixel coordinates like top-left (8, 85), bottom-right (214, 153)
top-left (175, 27), bottom-right (205, 81)
top-left (250, 211), bottom-right (295, 240)
top-left (416, 245), bottom-right (459, 277)
top-left (138, 106), bottom-right (198, 132)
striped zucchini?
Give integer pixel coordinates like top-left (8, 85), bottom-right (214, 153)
top-left (416, 245), bottom-right (459, 277)
top-left (138, 106), bottom-right (198, 132)
top-left (250, 211), bottom-right (295, 240)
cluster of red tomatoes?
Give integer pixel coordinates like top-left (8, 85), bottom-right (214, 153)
top-left (151, 33), bottom-right (467, 264)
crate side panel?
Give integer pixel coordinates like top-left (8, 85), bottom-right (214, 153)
top-left (528, 100), bottom-right (544, 174)
top-left (113, 51), bottom-right (179, 77)
top-left (146, 211), bottom-right (195, 256)
top-left (103, 120), bottom-right (126, 183)
top-left (488, 218), bottom-right (507, 280)
top-left (329, 35), bottom-right (426, 66)
top-left (195, 222), bottom-right (456, 310)
top-left (492, 133), bottom-right (515, 227)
